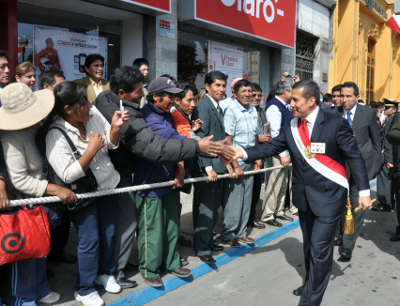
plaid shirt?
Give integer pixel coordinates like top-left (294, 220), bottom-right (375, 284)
top-left (224, 99), bottom-right (262, 165)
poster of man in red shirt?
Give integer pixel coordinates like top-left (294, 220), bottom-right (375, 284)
top-left (35, 38), bottom-right (62, 71)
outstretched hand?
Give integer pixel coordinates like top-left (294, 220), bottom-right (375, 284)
top-left (219, 146), bottom-right (244, 165)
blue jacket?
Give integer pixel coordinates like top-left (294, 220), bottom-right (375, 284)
top-left (134, 102), bottom-right (186, 197)
top-left (265, 97), bottom-right (294, 130)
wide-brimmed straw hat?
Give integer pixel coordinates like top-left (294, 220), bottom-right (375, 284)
top-left (0, 83), bottom-right (54, 131)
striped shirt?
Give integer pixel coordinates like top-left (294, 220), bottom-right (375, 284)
top-left (46, 105), bottom-right (120, 191)
top-left (224, 99), bottom-right (262, 166)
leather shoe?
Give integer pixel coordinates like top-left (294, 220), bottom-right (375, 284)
top-left (48, 251), bottom-right (77, 264)
top-left (390, 234), bottom-right (400, 242)
top-left (265, 219), bottom-right (283, 227)
top-left (277, 214), bottom-right (294, 222)
top-left (225, 238), bottom-right (241, 248)
top-left (123, 262), bottom-right (139, 271)
top-left (171, 267), bottom-right (191, 278)
top-left (293, 285), bottom-right (304, 296)
top-left (339, 248), bottom-right (352, 259)
top-left (238, 234), bottom-right (254, 244)
top-left (247, 221), bottom-right (266, 229)
top-left (210, 244), bottom-right (223, 252)
top-left (117, 277), bottom-right (138, 289)
top-left (371, 204), bottom-right (392, 212)
top-left (198, 254), bottom-right (216, 264)
top-left (144, 276), bottom-right (163, 287)
top-left (334, 238), bottom-right (343, 246)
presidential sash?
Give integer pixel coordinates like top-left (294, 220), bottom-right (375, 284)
top-left (290, 118), bottom-right (349, 191)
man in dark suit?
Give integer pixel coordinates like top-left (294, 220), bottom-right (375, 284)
top-left (325, 82), bottom-right (380, 260)
top-left (191, 71), bottom-right (228, 264)
top-left (227, 80), bottom-right (372, 306)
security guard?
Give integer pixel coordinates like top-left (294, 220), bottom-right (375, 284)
top-left (373, 99), bottom-right (399, 212)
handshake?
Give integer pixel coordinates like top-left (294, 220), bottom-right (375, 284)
top-left (197, 136), bottom-right (244, 164)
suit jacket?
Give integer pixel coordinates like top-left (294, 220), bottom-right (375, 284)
top-left (325, 104), bottom-right (380, 180)
top-left (245, 109), bottom-right (369, 217)
top-left (192, 95), bottom-right (226, 174)
top-left (75, 76), bottom-right (110, 103)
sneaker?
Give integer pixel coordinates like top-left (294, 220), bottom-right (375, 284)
top-left (74, 291), bottom-right (105, 306)
top-left (94, 274), bottom-right (121, 294)
top-left (37, 292), bottom-right (60, 304)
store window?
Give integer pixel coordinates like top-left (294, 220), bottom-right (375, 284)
top-left (366, 38), bottom-right (376, 105)
top-left (17, 3), bottom-right (121, 82)
top-left (295, 31), bottom-right (315, 81)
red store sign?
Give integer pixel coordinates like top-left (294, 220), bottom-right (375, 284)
top-left (120, 0), bottom-right (171, 13)
top-left (195, 0), bottom-right (296, 48)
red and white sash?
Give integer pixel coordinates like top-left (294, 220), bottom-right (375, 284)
top-left (290, 118), bottom-right (349, 191)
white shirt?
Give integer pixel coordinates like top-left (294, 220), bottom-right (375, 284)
top-left (380, 110), bottom-right (387, 125)
top-left (46, 105), bottom-right (120, 191)
top-left (89, 77), bottom-right (103, 97)
top-left (205, 94), bottom-right (222, 172)
top-left (219, 96), bottom-right (234, 115)
top-left (265, 95), bottom-right (291, 157)
top-left (342, 103), bottom-right (357, 123)
top-left (244, 106), bottom-right (370, 197)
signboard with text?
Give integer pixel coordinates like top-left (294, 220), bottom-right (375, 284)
top-left (208, 40), bottom-right (244, 97)
top-left (120, 0), bottom-right (171, 13)
top-left (196, 0), bottom-right (296, 48)
top-left (33, 26), bottom-right (108, 82)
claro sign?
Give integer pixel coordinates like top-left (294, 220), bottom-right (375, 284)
top-left (195, 0), bottom-right (296, 48)
top-left (120, 0), bottom-right (171, 13)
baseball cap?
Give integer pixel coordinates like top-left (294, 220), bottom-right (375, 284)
top-left (231, 78), bottom-right (243, 90)
top-left (148, 77), bottom-right (183, 94)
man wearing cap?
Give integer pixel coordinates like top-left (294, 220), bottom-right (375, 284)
top-left (133, 76), bottom-right (193, 287)
top-left (219, 78), bottom-right (243, 115)
top-left (373, 99), bottom-right (399, 212)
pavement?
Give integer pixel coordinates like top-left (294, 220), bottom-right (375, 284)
top-left (1, 181), bottom-right (398, 306)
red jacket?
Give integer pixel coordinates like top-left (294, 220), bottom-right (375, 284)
top-left (172, 109), bottom-right (192, 138)
top-left (35, 48), bottom-right (61, 71)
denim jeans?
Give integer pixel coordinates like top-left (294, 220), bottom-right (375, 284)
top-left (68, 195), bottom-right (117, 296)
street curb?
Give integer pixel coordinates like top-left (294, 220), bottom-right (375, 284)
top-left (108, 180), bottom-right (376, 306)
top-left (108, 220), bottom-right (300, 306)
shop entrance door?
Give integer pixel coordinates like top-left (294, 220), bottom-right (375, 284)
top-left (366, 38), bottom-right (376, 105)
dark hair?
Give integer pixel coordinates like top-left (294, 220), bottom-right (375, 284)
top-left (84, 54), bottom-right (105, 70)
top-left (0, 50), bottom-right (8, 59)
top-left (233, 79), bottom-right (252, 93)
top-left (292, 80), bottom-right (320, 103)
top-left (251, 83), bottom-right (263, 92)
top-left (109, 65), bottom-right (144, 95)
top-left (160, 74), bottom-right (177, 86)
top-left (36, 82), bottom-right (88, 155)
top-left (204, 70), bottom-right (228, 87)
top-left (146, 90), bottom-right (168, 104)
top-left (358, 99), bottom-right (364, 104)
top-left (133, 58), bottom-right (149, 69)
top-left (375, 102), bottom-right (384, 108)
top-left (341, 82), bottom-right (359, 96)
top-left (331, 84), bottom-right (342, 93)
top-left (38, 71), bottom-right (65, 89)
top-left (176, 85), bottom-right (195, 101)
top-left (323, 94), bottom-right (333, 102)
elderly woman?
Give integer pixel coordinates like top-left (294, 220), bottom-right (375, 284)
top-left (14, 61), bottom-right (37, 91)
top-left (42, 81), bottom-right (128, 306)
top-left (0, 83), bottom-right (77, 306)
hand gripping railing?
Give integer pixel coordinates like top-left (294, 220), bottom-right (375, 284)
top-left (8, 164), bottom-right (292, 207)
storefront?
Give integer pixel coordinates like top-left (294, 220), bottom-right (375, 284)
top-left (330, 0), bottom-right (400, 104)
top-left (178, 0), bottom-right (296, 102)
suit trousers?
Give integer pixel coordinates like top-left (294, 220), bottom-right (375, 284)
top-left (339, 177), bottom-right (365, 252)
top-left (222, 163), bottom-right (254, 241)
top-left (261, 154), bottom-right (288, 222)
top-left (392, 175), bottom-right (400, 235)
top-left (299, 204), bottom-right (340, 306)
top-left (113, 176), bottom-right (137, 279)
top-left (48, 212), bottom-right (71, 259)
top-left (193, 172), bottom-right (222, 256)
top-left (377, 162), bottom-right (392, 206)
top-left (249, 172), bottom-right (263, 223)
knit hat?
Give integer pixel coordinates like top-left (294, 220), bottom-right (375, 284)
top-left (0, 83), bottom-right (55, 131)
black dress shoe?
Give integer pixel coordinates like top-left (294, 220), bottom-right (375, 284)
top-left (210, 244), bottom-right (223, 252)
top-left (123, 262), bottom-right (139, 271)
top-left (265, 219), bottom-right (283, 227)
top-left (48, 251), bottom-right (77, 264)
top-left (334, 238), bottom-right (343, 246)
top-left (117, 277), bottom-right (138, 289)
top-left (198, 254), bottom-right (216, 264)
top-left (390, 234), bottom-right (400, 242)
top-left (293, 285), bottom-right (303, 296)
top-left (277, 214), bottom-right (294, 222)
top-left (339, 248), bottom-right (352, 259)
top-left (371, 204), bottom-right (392, 212)
top-left (247, 221), bottom-right (266, 229)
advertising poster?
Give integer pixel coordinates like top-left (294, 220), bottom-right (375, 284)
top-left (33, 26), bottom-right (108, 82)
top-left (208, 40), bottom-right (244, 97)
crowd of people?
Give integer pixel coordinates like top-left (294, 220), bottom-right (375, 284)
top-left (0, 47), bottom-right (399, 306)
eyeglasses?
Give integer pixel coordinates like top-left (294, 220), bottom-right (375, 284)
top-left (252, 94), bottom-right (262, 98)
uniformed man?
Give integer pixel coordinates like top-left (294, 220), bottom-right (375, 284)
top-left (373, 99), bottom-right (399, 212)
